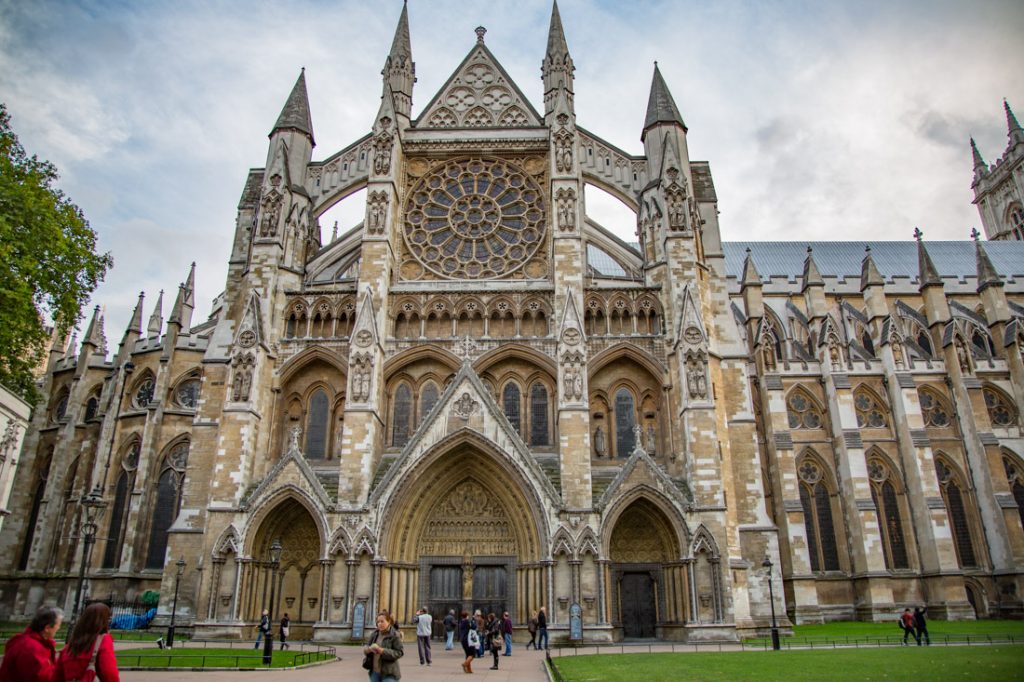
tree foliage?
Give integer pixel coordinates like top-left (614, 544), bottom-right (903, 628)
top-left (0, 103), bottom-right (112, 403)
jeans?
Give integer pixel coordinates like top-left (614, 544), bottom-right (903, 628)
top-left (538, 627), bottom-right (549, 650)
top-left (368, 673), bottom-right (398, 682)
top-left (503, 632), bottom-right (512, 655)
top-left (446, 630), bottom-right (455, 649)
top-left (254, 630), bottom-right (264, 649)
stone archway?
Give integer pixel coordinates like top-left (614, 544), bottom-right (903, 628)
top-left (244, 498), bottom-right (324, 629)
top-left (607, 497), bottom-right (685, 639)
top-left (379, 441), bottom-right (546, 629)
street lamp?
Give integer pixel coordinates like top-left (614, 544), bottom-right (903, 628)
top-left (69, 486), bottom-right (107, 638)
top-left (167, 556), bottom-right (186, 648)
top-left (263, 539), bottom-right (282, 665)
top-left (762, 555), bottom-right (780, 650)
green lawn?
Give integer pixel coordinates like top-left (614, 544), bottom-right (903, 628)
top-left (116, 647), bottom-right (334, 669)
top-left (552, 647), bottom-right (1024, 681)
top-left (743, 619), bottom-right (1024, 646)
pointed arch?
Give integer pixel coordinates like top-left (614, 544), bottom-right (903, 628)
top-left (982, 383), bottom-right (1018, 427)
top-left (866, 449), bottom-right (909, 570)
top-left (474, 343), bottom-right (558, 377)
top-left (212, 524), bottom-right (242, 558)
top-left (796, 449), bottom-right (842, 572)
top-left (551, 527), bottom-right (575, 559)
top-left (243, 485), bottom-right (330, 559)
top-left (588, 342), bottom-right (667, 380)
top-left (786, 384), bottom-right (825, 430)
top-left (578, 527), bottom-right (600, 558)
top-left (383, 345), bottom-right (461, 375)
top-left (278, 346), bottom-right (349, 386)
top-left (602, 486), bottom-right (689, 559)
top-left (918, 385), bottom-right (953, 428)
top-left (934, 454), bottom-right (980, 569)
top-left (853, 384), bottom-right (890, 430)
top-left (145, 437), bottom-right (191, 569)
top-left (327, 526), bottom-right (352, 558)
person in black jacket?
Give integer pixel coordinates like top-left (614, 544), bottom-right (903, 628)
top-left (280, 613), bottom-right (290, 650)
top-left (254, 609), bottom-right (270, 649)
top-left (485, 613), bottom-right (501, 670)
top-left (537, 606), bottom-right (548, 650)
top-left (913, 606), bottom-right (930, 646)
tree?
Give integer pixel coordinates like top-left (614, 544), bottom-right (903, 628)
top-left (0, 103), bottom-right (112, 403)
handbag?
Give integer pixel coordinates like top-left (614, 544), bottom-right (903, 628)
top-left (467, 629), bottom-right (480, 648)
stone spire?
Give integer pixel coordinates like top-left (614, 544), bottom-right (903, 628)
top-left (82, 305), bottom-right (104, 349)
top-left (741, 248), bottom-right (761, 288)
top-left (860, 245), bottom-right (884, 291)
top-left (542, 0), bottom-right (574, 115)
top-left (383, 0), bottom-right (414, 121)
top-left (271, 68), bottom-right (315, 145)
top-left (642, 63), bottom-right (686, 140)
top-left (801, 246), bottom-right (824, 291)
top-left (148, 289), bottom-right (164, 337)
top-left (1005, 99), bottom-right (1024, 147)
top-left (914, 228), bottom-right (941, 288)
top-left (973, 230), bottom-right (1002, 291)
top-left (971, 137), bottom-right (988, 184)
top-left (168, 282), bottom-right (187, 326)
top-left (180, 261), bottom-right (196, 330)
top-left (126, 291), bottom-right (145, 336)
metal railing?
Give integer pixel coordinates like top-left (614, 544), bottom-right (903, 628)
top-left (116, 641), bottom-right (337, 670)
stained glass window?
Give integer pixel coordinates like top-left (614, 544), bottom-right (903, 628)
top-left (391, 384), bottom-right (413, 447)
top-left (18, 480), bottom-right (45, 571)
top-left (614, 388), bottom-right (636, 458)
top-left (787, 390), bottom-right (823, 429)
top-left (799, 483), bottom-right (820, 572)
top-left (420, 383), bottom-right (439, 422)
top-left (176, 379), bottom-right (200, 410)
top-left (798, 459), bottom-right (840, 572)
top-left (1006, 457), bottom-right (1024, 532)
top-left (983, 387), bottom-right (1016, 427)
top-left (530, 383), bottom-right (549, 446)
top-left (936, 459), bottom-right (977, 568)
top-left (134, 378), bottom-right (155, 408)
top-left (103, 471), bottom-right (130, 569)
top-left (306, 389), bottom-right (329, 459)
top-left (854, 389), bottom-right (888, 428)
top-left (503, 383), bottom-right (521, 435)
top-left (146, 468), bottom-right (180, 569)
top-left (868, 458), bottom-right (909, 569)
top-left (919, 389), bottom-right (951, 427)
top-left (54, 395), bottom-right (68, 421)
top-left (84, 396), bottom-right (99, 421)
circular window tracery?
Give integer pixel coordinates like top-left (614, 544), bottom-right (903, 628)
top-left (404, 157), bottom-right (545, 280)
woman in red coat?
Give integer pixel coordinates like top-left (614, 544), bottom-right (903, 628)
top-left (54, 603), bottom-right (120, 682)
top-left (0, 606), bottom-right (63, 682)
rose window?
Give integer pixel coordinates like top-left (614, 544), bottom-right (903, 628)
top-left (404, 157), bottom-right (545, 279)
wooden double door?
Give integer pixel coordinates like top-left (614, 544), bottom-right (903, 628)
top-left (426, 563), bottom-right (509, 637)
top-left (620, 572), bottom-right (656, 638)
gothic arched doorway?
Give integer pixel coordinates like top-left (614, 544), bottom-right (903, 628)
top-left (607, 497), bottom-right (684, 639)
top-left (245, 497), bottom-right (324, 630)
top-left (379, 437), bottom-right (547, 630)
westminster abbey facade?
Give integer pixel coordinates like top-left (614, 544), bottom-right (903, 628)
top-left (1, 3), bottom-right (1023, 641)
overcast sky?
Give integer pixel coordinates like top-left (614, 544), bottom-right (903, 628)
top-left (1, 0), bottom-right (1022, 341)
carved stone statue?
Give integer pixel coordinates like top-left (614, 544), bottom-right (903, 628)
top-left (633, 424), bottom-right (644, 454)
top-left (645, 423), bottom-right (657, 455)
top-left (955, 336), bottom-right (972, 374)
top-left (373, 132), bottom-right (393, 176)
top-left (259, 194), bottom-right (281, 238)
top-left (828, 340), bottom-right (841, 371)
top-left (761, 334), bottom-right (777, 372)
top-left (687, 355), bottom-right (708, 400)
top-left (351, 353), bottom-right (373, 402)
top-left (666, 188), bottom-right (686, 231)
top-left (556, 189), bottom-right (576, 232)
top-left (890, 336), bottom-right (905, 370)
top-left (593, 426), bottom-right (605, 458)
top-left (231, 352), bottom-right (255, 402)
top-left (367, 191), bottom-right (388, 234)
top-left (555, 130), bottom-right (573, 173)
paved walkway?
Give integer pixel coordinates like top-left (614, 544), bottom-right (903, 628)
top-left (120, 644), bottom-right (550, 682)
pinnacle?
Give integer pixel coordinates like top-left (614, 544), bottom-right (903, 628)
top-left (741, 248), bottom-right (762, 288)
top-left (1005, 99), bottom-right (1022, 134)
top-left (860, 246), bottom-right (883, 290)
top-left (546, 0), bottom-right (569, 58)
top-left (390, 1), bottom-right (412, 60)
top-left (643, 63), bottom-right (686, 136)
top-left (271, 69), bottom-right (315, 145)
top-left (974, 233), bottom-right (1002, 290)
top-left (801, 246), bottom-right (824, 290)
top-left (915, 230), bottom-right (942, 288)
top-left (971, 137), bottom-right (986, 170)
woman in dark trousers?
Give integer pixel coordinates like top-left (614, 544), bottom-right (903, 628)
top-left (458, 610), bottom-right (475, 674)
top-left (485, 612), bottom-right (502, 670)
top-left (280, 612), bottom-right (290, 650)
top-left (526, 610), bottom-right (539, 649)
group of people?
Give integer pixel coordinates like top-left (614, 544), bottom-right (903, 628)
top-left (361, 605), bottom-right (550, 681)
top-left (0, 604), bottom-right (121, 682)
top-left (898, 606), bottom-right (931, 646)
top-left (253, 609), bottom-right (291, 650)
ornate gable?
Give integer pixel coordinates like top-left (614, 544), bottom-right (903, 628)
top-left (416, 42), bottom-right (542, 129)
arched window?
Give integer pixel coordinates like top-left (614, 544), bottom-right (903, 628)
top-left (867, 457), bottom-right (909, 569)
top-left (174, 376), bottom-right (200, 410)
top-left (145, 441), bottom-right (189, 569)
top-left (1003, 455), bottom-right (1024, 532)
top-left (83, 395), bottom-right (99, 421)
top-left (502, 383), bottom-right (521, 435)
top-left (918, 388), bottom-right (951, 427)
top-left (854, 388), bottom-right (888, 429)
top-left (797, 458), bottom-right (840, 572)
top-left (787, 388), bottom-right (823, 429)
top-left (18, 452), bottom-right (52, 570)
top-left (102, 470), bottom-right (131, 568)
top-left (52, 392), bottom-right (69, 422)
top-left (305, 389), bottom-right (329, 459)
top-left (420, 382), bottom-right (439, 422)
top-left (969, 324), bottom-right (995, 359)
top-left (1009, 206), bottom-right (1024, 240)
top-left (983, 386), bottom-right (1017, 427)
top-left (935, 458), bottom-right (977, 568)
top-left (530, 383), bottom-right (549, 446)
top-left (132, 375), bottom-right (155, 409)
top-left (614, 388), bottom-right (636, 458)
top-left (391, 383), bottom-right (413, 447)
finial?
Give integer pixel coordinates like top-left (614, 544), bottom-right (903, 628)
top-left (970, 227), bottom-right (981, 241)
top-left (332, 220), bottom-right (339, 241)
top-left (475, 26), bottom-right (486, 43)
top-left (913, 227), bottom-right (923, 241)
top-left (865, 245), bottom-right (871, 254)
top-left (745, 247), bottom-right (751, 254)
top-left (806, 246), bottom-right (813, 255)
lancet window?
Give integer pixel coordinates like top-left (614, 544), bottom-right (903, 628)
top-left (145, 440), bottom-right (189, 570)
top-left (391, 383), bottom-right (414, 447)
top-left (935, 457), bottom-right (978, 568)
top-left (614, 387), bottom-right (637, 458)
top-left (530, 383), bottom-right (550, 446)
top-left (867, 455), bottom-right (909, 570)
top-left (102, 440), bottom-right (139, 569)
top-left (305, 389), bottom-right (329, 459)
top-left (1003, 454), bottom-right (1024, 532)
top-left (502, 383), bottom-right (522, 434)
top-left (797, 457), bottom-right (840, 572)
top-left (19, 450), bottom-right (52, 570)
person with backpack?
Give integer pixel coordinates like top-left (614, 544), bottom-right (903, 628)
top-left (484, 613), bottom-right (501, 670)
top-left (899, 608), bottom-right (918, 645)
top-left (53, 603), bottom-right (120, 682)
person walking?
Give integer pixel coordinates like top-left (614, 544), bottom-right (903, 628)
top-left (914, 606), bottom-right (930, 646)
top-left (53, 602), bottom-right (120, 682)
top-left (899, 608), bottom-right (918, 645)
top-left (485, 612), bottom-right (501, 670)
top-left (474, 610), bottom-right (485, 658)
top-left (444, 609), bottom-right (457, 650)
top-left (459, 610), bottom-right (476, 674)
top-left (254, 609), bottom-right (270, 649)
top-left (501, 611), bottom-right (513, 656)
top-left (362, 611), bottom-right (403, 682)
top-left (0, 605), bottom-right (62, 682)
top-left (280, 613), bottom-right (290, 650)
top-left (525, 610), bottom-right (538, 650)
top-left (537, 605), bottom-right (549, 650)
top-left (414, 607), bottom-right (433, 666)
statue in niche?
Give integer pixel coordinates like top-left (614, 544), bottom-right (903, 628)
top-left (367, 192), bottom-right (387, 234)
top-left (687, 355), bottom-right (708, 400)
top-left (633, 424), bottom-right (644, 454)
top-left (646, 423), bottom-right (657, 455)
top-left (231, 352), bottom-right (255, 402)
top-left (761, 335), bottom-right (777, 372)
top-left (955, 336), bottom-right (972, 374)
top-left (593, 426), bottom-right (605, 458)
top-left (556, 189), bottom-right (576, 232)
top-left (259, 194), bottom-right (281, 238)
top-left (891, 335), bottom-right (905, 370)
top-left (555, 130), bottom-right (573, 173)
top-left (828, 340), bottom-right (842, 371)
top-left (666, 189), bottom-right (686, 230)
top-left (373, 132), bottom-right (392, 176)
top-left (351, 353), bottom-right (373, 402)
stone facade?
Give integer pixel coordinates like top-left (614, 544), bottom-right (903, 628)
top-left (1, 4), bottom-right (1023, 642)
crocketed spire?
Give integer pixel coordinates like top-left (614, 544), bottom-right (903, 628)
top-left (271, 69), bottom-right (315, 145)
top-left (643, 63), bottom-right (687, 135)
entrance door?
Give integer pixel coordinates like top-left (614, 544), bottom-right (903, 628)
top-left (472, 565), bottom-right (508, 617)
top-left (620, 573), bottom-right (656, 638)
top-left (427, 565), bottom-right (463, 639)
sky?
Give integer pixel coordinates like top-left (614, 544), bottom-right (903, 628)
top-left (1, 0), bottom-right (1022, 341)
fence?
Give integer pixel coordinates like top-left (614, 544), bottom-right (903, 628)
top-left (116, 641), bottom-right (337, 669)
top-left (85, 596), bottom-right (158, 631)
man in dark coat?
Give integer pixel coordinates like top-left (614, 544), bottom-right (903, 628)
top-left (913, 606), bottom-right (930, 645)
top-left (537, 605), bottom-right (549, 650)
top-left (254, 609), bottom-right (270, 649)
top-left (501, 611), bottom-right (514, 655)
top-left (0, 606), bottom-right (62, 682)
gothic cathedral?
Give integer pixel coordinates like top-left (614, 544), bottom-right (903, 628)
top-left (2, 3), bottom-right (1023, 642)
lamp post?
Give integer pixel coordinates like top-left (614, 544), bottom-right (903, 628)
top-left (167, 556), bottom-right (186, 648)
top-left (69, 486), bottom-right (107, 638)
top-left (263, 539), bottom-right (282, 665)
top-left (762, 555), bottom-right (780, 650)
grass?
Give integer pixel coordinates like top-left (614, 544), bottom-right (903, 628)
top-left (551, 647), bottom-right (1024, 681)
top-left (742, 619), bottom-right (1024, 647)
top-left (116, 646), bottom-right (335, 669)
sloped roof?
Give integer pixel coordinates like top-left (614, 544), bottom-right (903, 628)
top-left (723, 241), bottom-right (1024, 284)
